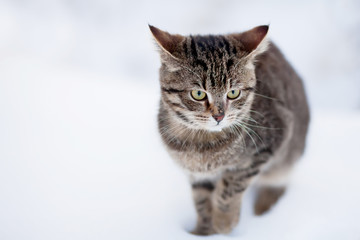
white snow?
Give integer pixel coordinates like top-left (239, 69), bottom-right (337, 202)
top-left (0, 1), bottom-right (360, 239)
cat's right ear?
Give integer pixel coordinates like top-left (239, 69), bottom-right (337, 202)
top-left (149, 25), bottom-right (185, 60)
top-left (229, 25), bottom-right (269, 57)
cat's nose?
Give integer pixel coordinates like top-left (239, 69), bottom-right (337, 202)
top-left (212, 113), bottom-right (225, 123)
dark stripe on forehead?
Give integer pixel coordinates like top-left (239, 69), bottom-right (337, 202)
top-left (221, 65), bottom-right (226, 86)
top-left (197, 41), bottom-right (206, 51)
top-left (189, 35), bottom-right (234, 89)
top-left (207, 35), bottom-right (216, 48)
top-left (223, 37), bottom-right (231, 55)
top-left (216, 48), bottom-right (224, 59)
top-left (182, 41), bottom-right (188, 56)
top-left (195, 59), bottom-right (208, 71)
top-left (190, 36), bottom-right (208, 71)
top-left (232, 45), bottom-right (237, 55)
top-left (226, 59), bottom-right (234, 71)
top-left (210, 64), bottom-right (215, 87)
top-left (218, 38), bottom-right (224, 48)
top-left (190, 36), bottom-right (198, 59)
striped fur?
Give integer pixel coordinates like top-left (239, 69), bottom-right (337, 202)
top-left (150, 25), bottom-right (310, 235)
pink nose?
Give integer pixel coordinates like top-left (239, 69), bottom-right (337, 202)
top-left (213, 113), bottom-right (225, 123)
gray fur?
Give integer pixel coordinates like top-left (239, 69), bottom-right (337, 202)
top-left (150, 25), bottom-right (310, 235)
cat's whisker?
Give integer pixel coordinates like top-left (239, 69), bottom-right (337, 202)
top-left (180, 127), bottom-right (197, 151)
top-left (233, 120), bottom-right (261, 153)
top-left (230, 124), bottom-right (246, 150)
top-left (237, 121), bottom-right (264, 147)
top-left (248, 109), bottom-right (265, 118)
top-left (253, 92), bottom-right (278, 101)
top-left (242, 116), bottom-right (259, 124)
top-left (242, 119), bottom-right (282, 130)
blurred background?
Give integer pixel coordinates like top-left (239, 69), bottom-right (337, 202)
top-left (0, 0), bottom-right (359, 239)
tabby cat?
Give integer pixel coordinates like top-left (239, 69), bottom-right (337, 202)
top-left (150, 24), bottom-right (310, 235)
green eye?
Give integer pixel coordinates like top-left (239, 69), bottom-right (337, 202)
top-left (191, 90), bottom-right (207, 100)
top-left (227, 89), bottom-right (241, 99)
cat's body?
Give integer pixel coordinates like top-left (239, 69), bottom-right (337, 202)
top-left (150, 25), bottom-right (309, 235)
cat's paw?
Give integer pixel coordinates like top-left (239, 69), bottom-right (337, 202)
top-left (191, 225), bottom-right (215, 236)
top-left (254, 186), bottom-right (285, 215)
top-left (212, 209), bottom-right (239, 234)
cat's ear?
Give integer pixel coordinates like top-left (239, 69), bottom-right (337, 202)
top-left (229, 25), bottom-right (269, 55)
top-left (149, 25), bottom-right (185, 60)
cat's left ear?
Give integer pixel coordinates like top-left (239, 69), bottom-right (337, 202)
top-left (229, 25), bottom-right (269, 57)
top-left (149, 25), bottom-right (185, 60)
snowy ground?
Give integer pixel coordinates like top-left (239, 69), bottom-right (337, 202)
top-left (0, 1), bottom-right (360, 240)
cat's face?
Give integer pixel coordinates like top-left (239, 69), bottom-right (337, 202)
top-left (151, 25), bottom-right (268, 132)
top-left (159, 54), bottom-right (256, 132)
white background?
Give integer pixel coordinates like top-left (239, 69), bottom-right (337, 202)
top-left (0, 0), bottom-right (359, 239)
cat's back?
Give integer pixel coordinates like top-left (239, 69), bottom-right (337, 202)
top-left (254, 41), bottom-right (310, 160)
top-left (256, 42), bottom-right (309, 118)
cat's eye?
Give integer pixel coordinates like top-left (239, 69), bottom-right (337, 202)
top-left (227, 89), bottom-right (241, 99)
top-left (191, 90), bottom-right (207, 101)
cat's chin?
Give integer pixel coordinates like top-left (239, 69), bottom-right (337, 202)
top-left (207, 125), bottom-right (225, 132)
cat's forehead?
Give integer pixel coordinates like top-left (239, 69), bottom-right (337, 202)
top-left (187, 35), bottom-right (235, 60)
top-left (182, 35), bottom-right (242, 77)
top-left (182, 35), bottom-right (241, 90)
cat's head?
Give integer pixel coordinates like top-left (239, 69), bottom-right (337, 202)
top-left (150, 25), bottom-right (268, 132)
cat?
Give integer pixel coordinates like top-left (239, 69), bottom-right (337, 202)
top-left (149, 24), bottom-right (310, 235)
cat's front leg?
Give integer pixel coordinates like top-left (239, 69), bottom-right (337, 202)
top-left (191, 181), bottom-right (216, 235)
top-left (212, 166), bottom-right (260, 234)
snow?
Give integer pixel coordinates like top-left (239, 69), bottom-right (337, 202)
top-left (0, 0), bottom-right (360, 239)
